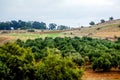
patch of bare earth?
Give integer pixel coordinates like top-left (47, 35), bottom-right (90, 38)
top-left (82, 69), bottom-right (120, 80)
top-left (0, 36), bottom-right (14, 45)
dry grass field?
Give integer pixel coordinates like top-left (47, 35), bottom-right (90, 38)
top-left (67, 19), bottom-right (120, 40)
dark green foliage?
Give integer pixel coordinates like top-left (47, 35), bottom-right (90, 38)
top-left (89, 21), bottom-right (95, 25)
top-left (0, 20), bottom-right (70, 30)
top-left (109, 16), bottom-right (114, 21)
top-left (92, 54), bottom-right (112, 71)
top-left (1, 36), bottom-right (120, 79)
top-left (0, 20), bottom-right (47, 30)
top-left (15, 37), bottom-right (120, 72)
top-left (69, 53), bottom-right (85, 66)
top-left (49, 23), bottom-right (57, 30)
top-left (118, 25), bottom-right (120, 28)
top-left (27, 29), bottom-right (35, 32)
top-left (57, 25), bottom-right (69, 30)
top-left (15, 39), bottom-right (24, 47)
top-left (100, 19), bottom-right (105, 23)
top-left (32, 21), bottom-right (46, 29)
top-left (116, 37), bottom-right (120, 43)
top-left (92, 49), bottom-right (120, 71)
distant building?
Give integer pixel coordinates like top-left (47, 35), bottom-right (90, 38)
top-left (11, 27), bottom-right (14, 30)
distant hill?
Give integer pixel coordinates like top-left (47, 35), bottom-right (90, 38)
top-left (66, 19), bottom-right (120, 40)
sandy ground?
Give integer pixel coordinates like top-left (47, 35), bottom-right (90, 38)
top-left (82, 69), bottom-right (120, 80)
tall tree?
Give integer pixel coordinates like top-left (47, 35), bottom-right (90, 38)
top-left (57, 25), bottom-right (69, 30)
top-left (11, 20), bottom-right (19, 29)
top-left (18, 20), bottom-right (26, 28)
top-left (49, 23), bottom-right (57, 30)
top-left (109, 16), bottom-right (114, 21)
top-left (32, 21), bottom-right (46, 29)
top-left (100, 19), bottom-right (105, 23)
top-left (89, 21), bottom-right (95, 25)
top-left (0, 43), bottom-right (35, 80)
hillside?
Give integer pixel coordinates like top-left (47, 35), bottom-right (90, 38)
top-left (64, 19), bottom-right (120, 40)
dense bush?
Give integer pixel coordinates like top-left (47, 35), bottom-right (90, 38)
top-left (0, 43), bottom-right (35, 80)
top-left (15, 36), bottom-right (120, 72)
top-left (0, 42), bottom-right (84, 80)
top-left (1, 36), bottom-right (120, 79)
top-left (27, 29), bottom-right (35, 32)
top-left (92, 54), bottom-right (112, 71)
top-left (16, 37), bottom-right (120, 70)
top-left (36, 53), bottom-right (83, 80)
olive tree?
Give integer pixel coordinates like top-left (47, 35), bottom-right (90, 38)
top-left (36, 53), bottom-right (83, 80)
top-left (0, 43), bottom-right (35, 80)
top-left (89, 21), bottom-right (95, 25)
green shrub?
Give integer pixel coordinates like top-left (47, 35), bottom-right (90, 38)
top-left (36, 53), bottom-right (83, 80)
top-left (0, 43), bottom-right (35, 80)
top-left (27, 29), bottom-right (35, 32)
top-left (118, 25), bottom-right (120, 28)
top-left (68, 53), bottom-right (85, 66)
top-left (92, 54), bottom-right (112, 71)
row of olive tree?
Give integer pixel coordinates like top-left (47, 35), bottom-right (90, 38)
top-left (1, 36), bottom-right (120, 80)
top-left (16, 36), bottom-right (120, 71)
top-left (0, 42), bottom-right (83, 80)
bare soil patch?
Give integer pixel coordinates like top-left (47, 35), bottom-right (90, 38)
top-left (0, 36), bottom-right (14, 45)
top-left (82, 69), bottom-right (120, 80)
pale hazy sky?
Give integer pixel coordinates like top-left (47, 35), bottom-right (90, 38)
top-left (0, 0), bottom-right (120, 27)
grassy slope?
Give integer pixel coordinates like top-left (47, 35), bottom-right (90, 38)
top-left (68, 19), bottom-right (120, 39)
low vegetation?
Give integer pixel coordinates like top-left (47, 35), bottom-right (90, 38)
top-left (16, 37), bottom-right (120, 71)
top-left (1, 35), bottom-right (120, 79)
top-left (0, 41), bottom-right (83, 80)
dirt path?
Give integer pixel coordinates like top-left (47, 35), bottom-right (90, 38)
top-left (82, 69), bottom-right (120, 80)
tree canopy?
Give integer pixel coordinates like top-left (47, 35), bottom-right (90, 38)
top-left (89, 21), bottom-right (95, 25)
top-left (1, 36), bottom-right (120, 79)
top-left (0, 43), bottom-right (35, 80)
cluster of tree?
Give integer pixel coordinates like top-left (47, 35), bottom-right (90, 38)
top-left (1, 36), bottom-right (120, 79)
top-left (57, 25), bottom-right (70, 30)
top-left (89, 16), bottom-right (114, 25)
top-left (0, 43), bottom-right (35, 80)
top-left (16, 37), bottom-right (120, 72)
top-left (0, 20), bottom-right (69, 30)
top-left (0, 20), bottom-right (47, 30)
top-left (0, 42), bottom-right (83, 80)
